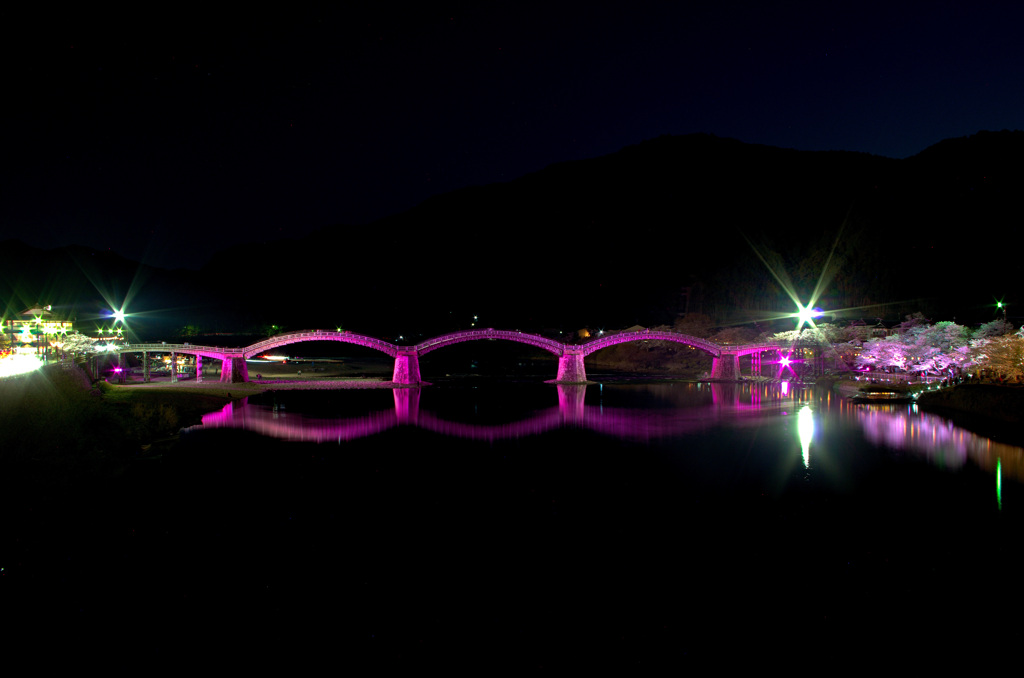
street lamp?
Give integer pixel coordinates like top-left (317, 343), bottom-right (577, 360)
top-left (794, 303), bottom-right (823, 328)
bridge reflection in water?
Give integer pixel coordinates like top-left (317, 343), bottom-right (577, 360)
top-left (189, 384), bottom-right (782, 443)
top-left (185, 383), bottom-right (1024, 483)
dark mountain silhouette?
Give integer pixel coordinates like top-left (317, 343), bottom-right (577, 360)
top-left (4, 131), bottom-right (1023, 340)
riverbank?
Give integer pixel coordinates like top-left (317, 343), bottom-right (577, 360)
top-left (913, 382), bottom-right (1024, 421)
top-left (825, 376), bottom-right (1024, 444)
top-left (915, 383), bottom-right (1024, 442)
top-left (0, 365), bottom-right (232, 480)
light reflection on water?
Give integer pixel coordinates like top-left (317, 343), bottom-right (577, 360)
top-left (798, 403), bottom-right (814, 468)
top-left (161, 379), bottom-right (1024, 661)
top-left (186, 381), bottom-right (1024, 484)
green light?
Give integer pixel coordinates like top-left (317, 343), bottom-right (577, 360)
top-left (997, 458), bottom-right (1002, 511)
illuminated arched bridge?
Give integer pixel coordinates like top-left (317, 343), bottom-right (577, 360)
top-left (119, 328), bottom-right (784, 385)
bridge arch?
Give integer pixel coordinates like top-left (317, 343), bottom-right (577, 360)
top-left (578, 330), bottom-right (723, 357)
top-left (119, 329), bottom-right (784, 384)
top-left (413, 329), bottom-right (565, 357)
top-left (243, 330), bottom-right (400, 359)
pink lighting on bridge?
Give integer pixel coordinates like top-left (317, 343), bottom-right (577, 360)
top-left (121, 328), bottom-right (789, 384)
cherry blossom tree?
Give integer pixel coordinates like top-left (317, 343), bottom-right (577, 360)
top-left (856, 336), bottom-right (909, 371)
top-left (970, 328), bottom-right (1024, 380)
top-left (59, 331), bottom-right (99, 356)
top-left (855, 319), bottom-right (971, 375)
top-left (974, 318), bottom-right (1015, 339)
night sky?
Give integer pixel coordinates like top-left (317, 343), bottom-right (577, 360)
top-left (3, 2), bottom-right (1024, 269)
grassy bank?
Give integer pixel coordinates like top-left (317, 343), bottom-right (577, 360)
top-left (96, 380), bottom-right (233, 439)
top-left (0, 365), bottom-right (230, 491)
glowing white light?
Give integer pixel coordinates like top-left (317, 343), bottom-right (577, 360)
top-left (795, 304), bottom-right (823, 327)
top-left (798, 403), bottom-right (814, 468)
top-left (0, 353), bottom-right (42, 378)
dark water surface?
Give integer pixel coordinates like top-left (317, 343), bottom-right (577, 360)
top-left (8, 380), bottom-right (1024, 665)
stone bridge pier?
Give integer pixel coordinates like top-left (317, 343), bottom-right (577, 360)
top-left (710, 352), bottom-right (740, 380)
top-left (392, 350), bottom-right (422, 385)
top-left (555, 351), bottom-right (587, 383)
top-left (220, 356), bottom-right (249, 383)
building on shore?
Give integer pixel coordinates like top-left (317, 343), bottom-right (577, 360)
top-left (5, 304), bottom-right (74, 358)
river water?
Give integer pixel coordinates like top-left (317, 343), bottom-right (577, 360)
top-left (13, 379), bottom-right (1024, 665)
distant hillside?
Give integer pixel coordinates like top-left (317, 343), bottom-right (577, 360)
top-left (359, 133), bottom-right (899, 327)
top-left (5, 131), bottom-right (1024, 339)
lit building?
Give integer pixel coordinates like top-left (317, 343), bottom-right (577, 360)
top-left (5, 304), bottom-right (74, 357)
